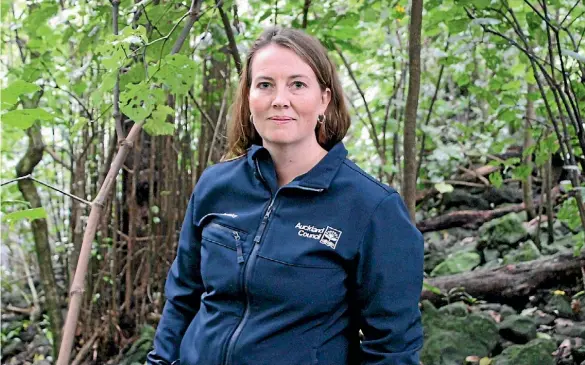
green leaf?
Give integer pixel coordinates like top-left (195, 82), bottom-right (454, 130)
top-left (501, 80), bottom-right (522, 91)
top-left (156, 54), bottom-right (197, 96)
top-left (1, 81), bottom-right (41, 109)
top-left (143, 106), bottom-right (175, 136)
top-left (70, 117), bottom-right (89, 136)
top-left (1, 109), bottom-right (54, 129)
top-left (120, 82), bottom-right (164, 122)
top-left (473, 0), bottom-right (491, 9)
top-left (489, 172), bottom-right (503, 188)
top-left (2, 207), bottom-right (47, 223)
top-left (447, 18), bottom-right (468, 33)
top-left (499, 109), bottom-right (517, 122)
top-left (434, 182), bottom-right (454, 193)
top-left (512, 164), bottom-right (532, 180)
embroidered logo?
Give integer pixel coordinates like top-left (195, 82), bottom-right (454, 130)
top-left (295, 222), bottom-right (342, 249)
top-left (320, 227), bottom-right (342, 249)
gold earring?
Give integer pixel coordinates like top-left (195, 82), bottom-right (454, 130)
top-left (249, 114), bottom-right (253, 123)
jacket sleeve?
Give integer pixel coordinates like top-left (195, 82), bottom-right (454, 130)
top-left (147, 191), bottom-right (205, 365)
top-left (356, 192), bottom-right (424, 365)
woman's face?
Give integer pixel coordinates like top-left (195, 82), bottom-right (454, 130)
top-left (248, 44), bottom-right (331, 149)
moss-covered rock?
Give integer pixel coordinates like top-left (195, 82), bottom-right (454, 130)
top-left (421, 301), bottom-right (499, 365)
top-left (502, 240), bottom-right (541, 264)
top-left (430, 251), bottom-right (481, 277)
top-left (499, 315), bottom-right (537, 344)
top-left (491, 338), bottom-right (556, 365)
top-left (479, 213), bottom-right (528, 250)
top-left (439, 302), bottom-right (469, 317)
top-left (545, 294), bottom-right (574, 318)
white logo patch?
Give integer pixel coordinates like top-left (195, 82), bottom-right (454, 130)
top-left (320, 227), bottom-right (342, 249)
top-left (295, 222), bottom-right (342, 249)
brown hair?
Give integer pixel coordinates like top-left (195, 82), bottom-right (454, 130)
top-left (225, 26), bottom-right (350, 158)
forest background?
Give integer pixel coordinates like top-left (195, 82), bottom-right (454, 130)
top-left (1, 0), bottom-right (584, 364)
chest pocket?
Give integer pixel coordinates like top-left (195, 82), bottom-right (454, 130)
top-left (200, 222), bottom-right (248, 295)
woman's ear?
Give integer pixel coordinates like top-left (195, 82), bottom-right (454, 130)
top-left (321, 87), bottom-right (332, 113)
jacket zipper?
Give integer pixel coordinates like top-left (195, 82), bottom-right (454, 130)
top-left (221, 177), bottom-right (323, 364)
top-left (223, 196), bottom-right (276, 365)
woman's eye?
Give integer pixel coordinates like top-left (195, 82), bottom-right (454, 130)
top-left (257, 82), bottom-right (271, 89)
top-left (292, 81), bottom-right (306, 89)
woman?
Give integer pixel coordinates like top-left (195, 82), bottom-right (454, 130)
top-left (147, 26), bottom-right (424, 365)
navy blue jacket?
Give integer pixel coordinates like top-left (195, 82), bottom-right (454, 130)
top-left (147, 142), bottom-right (424, 365)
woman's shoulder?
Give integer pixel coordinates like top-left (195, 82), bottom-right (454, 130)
top-left (336, 158), bottom-right (398, 203)
top-left (195, 153), bottom-right (249, 192)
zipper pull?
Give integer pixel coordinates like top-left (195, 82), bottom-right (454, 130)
top-left (234, 232), bottom-right (244, 264)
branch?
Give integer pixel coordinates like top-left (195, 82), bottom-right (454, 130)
top-left (45, 146), bottom-right (71, 171)
top-left (217, 0), bottom-right (242, 75)
top-left (111, 0), bottom-right (125, 142)
top-left (53, 85), bottom-right (94, 121)
top-left (334, 45), bottom-right (381, 151)
top-left (560, 0), bottom-right (580, 26)
top-left (417, 40), bottom-right (449, 180)
top-left (171, 0), bottom-right (203, 54)
top-left (1, 175), bottom-right (92, 205)
top-left (207, 82), bottom-right (230, 165)
top-left (188, 90), bottom-right (217, 131)
top-left (302, 0), bottom-right (311, 29)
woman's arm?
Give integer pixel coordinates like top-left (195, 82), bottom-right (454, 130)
top-left (147, 191), bottom-right (205, 365)
top-left (356, 192), bottom-right (424, 365)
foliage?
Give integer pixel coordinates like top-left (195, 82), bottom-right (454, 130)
top-left (1, 0), bottom-right (583, 362)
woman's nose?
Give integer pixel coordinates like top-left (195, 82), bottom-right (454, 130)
top-left (271, 87), bottom-right (290, 108)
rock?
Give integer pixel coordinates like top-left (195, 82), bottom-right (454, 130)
top-left (430, 251), bottom-right (481, 277)
top-left (424, 230), bottom-right (477, 273)
top-left (482, 186), bottom-right (524, 206)
top-left (478, 303), bottom-right (516, 323)
top-left (500, 305), bottom-right (517, 319)
top-left (531, 310), bottom-right (555, 326)
top-left (570, 338), bottom-right (585, 364)
top-left (502, 240), bottom-right (541, 264)
top-left (545, 294), bottom-right (574, 318)
top-left (499, 315), bottom-right (537, 344)
top-left (443, 190), bottom-right (490, 210)
top-left (478, 213), bottom-right (528, 251)
top-left (541, 233), bottom-right (579, 255)
top-left (480, 259), bottom-right (503, 270)
top-left (19, 324), bottom-right (36, 342)
top-left (421, 300), bottom-right (499, 365)
top-left (482, 248), bottom-right (500, 262)
top-left (555, 319), bottom-right (585, 338)
top-left (491, 338), bottom-right (556, 365)
top-left (1, 338), bottom-right (25, 359)
top-left (439, 302), bottom-right (469, 317)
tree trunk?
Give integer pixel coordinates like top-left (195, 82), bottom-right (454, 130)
top-left (16, 123), bottom-right (63, 357)
top-left (422, 252), bottom-right (584, 308)
top-left (402, 0), bottom-right (423, 221)
top-left (522, 83), bottom-right (536, 220)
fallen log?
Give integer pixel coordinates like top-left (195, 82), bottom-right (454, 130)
top-left (417, 187), bottom-right (561, 233)
top-left (421, 252), bottom-right (584, 307)
top-left (416, 203), bottom-right (526, 233)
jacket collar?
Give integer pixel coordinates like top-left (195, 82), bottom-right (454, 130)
top-left (247, 142), bottom-right (348, 190)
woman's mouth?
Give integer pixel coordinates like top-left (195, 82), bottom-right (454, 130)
top-left (269, 117), bottom-right (294, 124)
